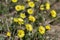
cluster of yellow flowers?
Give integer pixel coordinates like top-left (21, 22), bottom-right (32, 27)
top-left (39, 2), bottom-right (57, 18)
top-left (13, 18), bottom-right (24, 24)
top-left (6, 25), bottom-right (51, 37)
top-left (40, 2), bottom-right (50, 10)
top-left (12, 0), bottom-right (57, 18)
top-left (15, 5), bottom-right (25, 11)
top-left (13, 15), bottom-right (36, 24)
top-left (39, 25), bottom-right (51, 34)
top-left (8, 0), bottom-right (57, 38)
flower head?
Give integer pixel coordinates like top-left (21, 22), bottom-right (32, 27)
top-left (17, 30), bottom-right (25, 38)
top-left (13, 18), bottom-right (18, 22)
top-left (39, 26), bottom-right (45, 34)
top-left (17, 18), bottom-right (24, 24)
top-left (28, 2), bottom-right (35, 8)
top-left (11, 0), bottom-right (18, 3)
top-left (45, 2), bottom-right (50, 10)
top-left (20, 13), bottom-right (26, 19)
top-left (40, 4), bottom-right (44, 10)
top-left (21, 5), bottom-right (25, 10)
top-left (25, 24), bottom-right (33, 31)
top-left (6, 32), bottom-right (11, 37)
top-left (27, 9), bottom-right (34, 14)
top-left (45, 25), bottom-right (51, 30)
top-left (26, 0), bottom-right (30, 2)
top-left (15, 5), bottom-right (22, 11)
top-left (28, 15), bottom-right (36, 22)
top-left (50, 10), bottom-right (57, 18)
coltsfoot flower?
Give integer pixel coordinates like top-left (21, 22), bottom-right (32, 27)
top-left (15, 5), bottom-right (22, 11)
top-left (17, 18), bottom-right (24, 24)
top-left (13, 18), bottom-right (18, 22)
top-left (27, 9), bottom-right (34, 14)
top-left (28, 1), bottom-right (35, 8)
top-left (45, 2), bottom-right (50, 10)
top-left (39, 26), bottom-right (45, 34)
top-left (25, 24), bottom-right (33, 31)
top-left (21, 5), bottom-right (25, 10)
top-left (28, 15), bottom-right (36, 22)
top-left (11, 0), bottom-right (18, 3)
top-left (50, 10), bottom-right (57, 18)
top-left (6, 32), bottom-right (11, 37)
top-left (20, 13), bottom-right (26, 19)
top-left (17, 30), bottom-right (25, 38)
top-left (26, 0), bottom-right (30, 2)
top-left (40, 4), bottom-right (44, 10)
top-left (45, 25), bottom-right (51, 30)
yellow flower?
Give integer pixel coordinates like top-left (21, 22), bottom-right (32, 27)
top-left (40, 4), bottom-right (44, 10)
top-left (28, 2), bottom-right (35, 8)
top-left (15, 5), bottom-right (22, 11)
top-left (45, 25), bottom-right (51, 30)
top-left (17, 18), bottom-right (24, 24)
top-left (13, 18), bottom-right (18, 22)
top-left (45, 2), bottom-right (50, 10)
top-left (17, 30), bottom-right (25, 38)
top-left (25, 24), bottom-right (33, 31)
top-left (13, 18), bottom-right (24, 24)
top-left (50, 10), bottom-right (57, 18)
top-left (26, 0), bottom-right (30, 2)
top-left (6, 32), bottom-right (11, 37)
top-left (28, 15), bottom-right (36, 22)
top-left (39, 26), bottom-right (45, 34)
top-left (21, 5), bottom-right (25, 10)
top-left (27, 9), bottom-right (34, 14)
top-left (11, 0), bottom-right (18, 3)
top-left (20, 13), bottom-right (26, 19)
